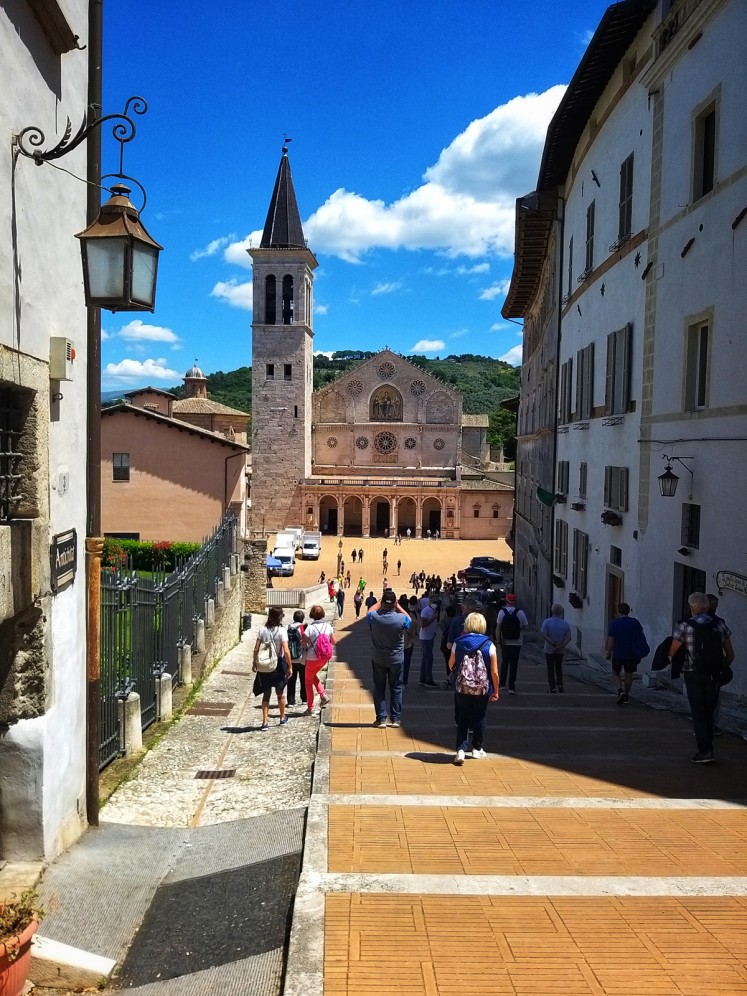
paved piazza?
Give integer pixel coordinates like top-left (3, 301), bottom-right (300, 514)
top-left (268, 535), bottom-right (513, 594)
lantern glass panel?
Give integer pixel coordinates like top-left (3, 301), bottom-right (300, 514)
top-left (85, 237), bottom-right (127, 301)
top-left (131, 244), bottom-right (158, 308)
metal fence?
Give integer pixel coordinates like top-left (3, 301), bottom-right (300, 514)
top-left (99, 515), bottom-right (238, 770)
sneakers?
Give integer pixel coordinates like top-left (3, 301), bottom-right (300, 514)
top-left (471, 747), bottom-right (487, 759)
top-left (692, 750), bottom-right (715, 763)
top-left (548, 688), bottom-right (557, 694)
top-left (508, 689), bottom-right (516, 695)
top-left (373, 718), bottom-right (387, 728)
top-left (279, 717), bottom-right (289, 727)
top-left (616, 690), bottom-right (628, 705)
top-left (320, 695), bottom-right (330, 707)
top-left (302, 708), bottom-right (314, 717)
top-left (424, 680), bottom-right (439, 688)
top-left (453, 749), bottom-right (466, 766)
top-left (390, 720), bottom-right (401, 728)
top-left (259, 723), bottom-right (269, 732)
top-left (558, 686), bottom-right (564, 693)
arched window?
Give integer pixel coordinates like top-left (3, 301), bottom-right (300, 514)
top-left (369, 385), bottom-right (403, 421)
top-left (282, 275), bottom-right (294, 325)
top-left (264, 275), bottom-right (276, 324)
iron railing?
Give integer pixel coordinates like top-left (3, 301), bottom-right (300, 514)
top-left (98, 514), bottom-right (238, 769)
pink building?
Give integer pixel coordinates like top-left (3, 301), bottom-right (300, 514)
top-left (101, 366), bottom-right (249, 541)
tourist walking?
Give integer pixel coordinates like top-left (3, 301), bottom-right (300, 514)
top-left (357, 576), bottom-right (367, 593)
top-left (406, 528), bottom-right (411, 539)
top-left (605, 602), bottom-right (650, 704)
top-left (336, 586), bottom-right (345, 618)
top-left (286, 610), bottom-right (307, 706)
top-left (302, 605), bottom-right (336, 714)
top-left (358, 547), bottom-right (364, 564)
top-left (496, 594), bottom-right (528, 694)
top-left (253, 606), bottom-right (292, 730)
top-left (367, 589), bottom-right (411, 727)
top-left (418, 598), bottom-right (439, 687)
top-left (353, 589), bottom-right (363, 618)
top-left (345, 570), bottom-right (351, 589)
top-left (448, 612), bottom-right (499, 764)
top-left (397, 559), bottom-right (402, 576)
top-left (365, 590), bottom-right (377, 610)
top-left (541, 604), bottom-right (572, 693)
top-left (399, 594), bottom-right (416, 685)
top-left (351, 549), bottom-right (357, 564)
top-left (668, 592), bottom-right (735, 763)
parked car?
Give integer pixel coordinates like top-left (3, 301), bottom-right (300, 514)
top-left (460, 566), bottom-right (507, 594)
top-left (470, 556), bottom-right (512, 573)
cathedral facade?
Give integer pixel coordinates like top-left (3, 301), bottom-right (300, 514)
top-left (250, 149), bottom-right (513, 540)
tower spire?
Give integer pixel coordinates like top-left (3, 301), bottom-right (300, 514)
top-left (260, 145), bottom-right (307, 249)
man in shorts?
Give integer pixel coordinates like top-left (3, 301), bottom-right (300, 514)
top-left (605, 602), bottom-right (649, 704)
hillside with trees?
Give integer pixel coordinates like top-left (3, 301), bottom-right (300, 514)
top-left (154, 352), bottom-right (520, 453)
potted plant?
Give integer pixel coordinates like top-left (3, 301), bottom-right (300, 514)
top-left (552, 574), bottom-right (566, 588)
top-left (570, 501), bottom-right (586, 511)
top-left (554, 492), bottom-right (567, 503)
top-left (600, 509), bottom-right (623, 526)
top-left (0, 889), bottom-right (43, 996)
top-left (568, 591), bottom-right (584, 609)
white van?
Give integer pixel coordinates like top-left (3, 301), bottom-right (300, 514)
top-left (271, 546), bottom-right (296, 576)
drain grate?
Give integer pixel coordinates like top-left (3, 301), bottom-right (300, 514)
top-left (188, 702), bottom-right (234, 717)
top-left (194, 769), bottom-right (236, 780)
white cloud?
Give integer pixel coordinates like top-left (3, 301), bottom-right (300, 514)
top-left (498, 345), bottom-right (523, 366)
top-left (314, 302), bottom-right (329, 315)
top-left (371, 280), bottom-right (404, 296)
top-left (458, 262), bottom-right (490, 275)
top-left (211, 279), bottom-right (254, 311)
top-left (314, 350), bottom-right (335, 359)
top-left (223, 232), bottom-right (262, 269)
top-left (410, 339), bottom-right (445, 353)
top-left (101, 329), bottom-right (111, 341)
top-left (449, 329), bottom-right (469, 338)
top-left (117, 319), bottom-right (181, 344)
top-left (423, 262), bottom-right (490, 277)
top-left (102, 357), bottom-right (181, 388)
top-left (479, 279), bottom-right (511, 301)
top-left (303, 85), bottom-right (565, 261)
top-left (190, 234), bottom-right (236, 261)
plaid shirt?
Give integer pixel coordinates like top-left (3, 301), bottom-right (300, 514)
top-left (672, 613), bottom-right (731, 672)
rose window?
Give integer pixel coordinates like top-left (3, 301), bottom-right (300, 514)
top-left (374, 431), bottom-right (397, 454)
top-left (404, 437), bottom-right (417, 449)
top-left (355, 436), bottom-right (369, 450)
top-left (433, 437), bottom-right (445, 450)
top-left (326, 436), bottom-right (338, 448)
top-left (378, 361), bottom-right (395, 380)
top-left (347, 379), bottom-right (363, 397)
top-left (410, 379), bottom-right (426, 397)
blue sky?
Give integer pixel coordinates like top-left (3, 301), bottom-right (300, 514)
top-left (100, 1), bottom-right (608, 391)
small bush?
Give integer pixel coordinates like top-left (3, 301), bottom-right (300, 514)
top-left (103, 538), bottom-right (201, 573)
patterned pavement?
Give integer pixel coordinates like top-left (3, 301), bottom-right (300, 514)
top-left (285, 610), bottom-right (747, 996)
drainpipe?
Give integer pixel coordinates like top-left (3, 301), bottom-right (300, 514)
top-left (85, 0), bottom-right (103, 827)
top-left (550, 192), bottom-right (566, 614)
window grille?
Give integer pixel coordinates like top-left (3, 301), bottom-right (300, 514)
top-left (0, 386), bottom-right (24, 522)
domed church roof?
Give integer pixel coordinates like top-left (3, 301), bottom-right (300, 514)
top-left (185, 359), bottom-right (206, 379)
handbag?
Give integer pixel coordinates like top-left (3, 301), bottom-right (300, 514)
top-left (252, 673), bottom-right (263, 695)
top-left (719, 664), bottom-right (734, 687)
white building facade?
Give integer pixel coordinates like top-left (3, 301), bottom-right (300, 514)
top-left (505, 0), bottom-right (747, 702)
top-left (1, 1), bottom-right (91, 860)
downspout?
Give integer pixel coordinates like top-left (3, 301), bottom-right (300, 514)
top-left (85, 0), bottom-right (103, 827)
top-left (550, 192), bottom-right (565, 614)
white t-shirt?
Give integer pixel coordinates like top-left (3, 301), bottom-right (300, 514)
top-left (258, 625), bottom-right (288, 658)
top-left (304, 621), bottom-right (334, 662)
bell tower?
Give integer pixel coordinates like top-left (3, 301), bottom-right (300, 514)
top-left (249, 146), bottom-right (317, 536)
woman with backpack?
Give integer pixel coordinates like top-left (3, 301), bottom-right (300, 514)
top-left (353, 589), bottom-right (364, 618)
top-left (447, 612), bottom-right (499, 765)
top-left (285, 610), bottom-right (307, 707)
top-left (253, 606), bottom-right (292, 730)
top-left (302, 604), bottom-right (337, 715)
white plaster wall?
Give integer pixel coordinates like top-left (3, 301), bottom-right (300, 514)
top-left (556, 37), bottom-right (653, 654)
top-left (1, 0), bottom-right (90, 860)
top-left (641, 0), bottom-right (747, 696)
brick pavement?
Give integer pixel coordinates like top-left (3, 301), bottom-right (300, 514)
top-left (285, 610), bottom-right (747, 996)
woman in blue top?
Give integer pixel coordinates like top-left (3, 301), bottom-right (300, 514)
top-left (447, 612), bottom-right (499, 765)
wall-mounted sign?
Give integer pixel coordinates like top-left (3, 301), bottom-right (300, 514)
top-left (716, 570), bottom-right (747, 598)
top-left (51, 529), bottom-right (77, 593)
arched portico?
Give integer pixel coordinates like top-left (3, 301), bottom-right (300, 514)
top-left (421, 496), bottom-right (442, 537)
top-left (343, 495), bottom-right (363, 536)
top-left (319, 494), bottom-right (339, 535)
top-left (368, 495), bottom-right (391, 537)
top-left (397, 497), bottom-right (416, 537)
